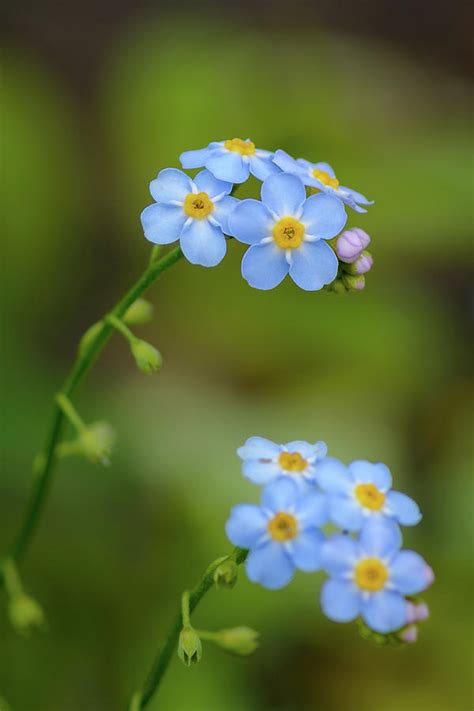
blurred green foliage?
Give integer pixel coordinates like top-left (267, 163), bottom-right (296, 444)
top-left (1, 17), bottom-right (473, 711)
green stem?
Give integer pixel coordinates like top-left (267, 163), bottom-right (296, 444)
top-left (130, 547), bottom-right (248, 709)
top-left (55, 393), bottom-right (87, 433)
top-left (181, 591), bottom-right (191, 628)
top-left (2, 559), bottom-right (23, 598)
top-left (105, 314), bottom-right (139, 346)
top-left (0, 246), bottom-right (183, 583)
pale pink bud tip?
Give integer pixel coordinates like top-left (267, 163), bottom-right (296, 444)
top-left (415, 602), bottom-right (430, 622)
top-left (424, 565), bottom-right (435, 588)
top-left (399, 625), bottom-right (418, 644)
top-left (335, 228), bottom-right (371, 263)
top-left (354, 252), bottom-right (373, 274)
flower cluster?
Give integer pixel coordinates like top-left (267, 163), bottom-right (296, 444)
top-left (141, 138), bottom-right (374, 291)
top-left (226, 436), bottom-right (433, 641)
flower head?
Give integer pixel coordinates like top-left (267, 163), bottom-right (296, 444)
top-left (180, 138), bottom-right (280, 184)
top-left (141, 168), bottom-right (238, 267)
top-left (274, 150), bottom-right (373, 213)
top-left (228, 173), bottom-right (347, 290)
top-left (225, 478), bottom-right (327, 589)
top-left (315, 458), bottom-right (421, 531)
top-left (320, 518), bottom-right (434, 633)
top-left (237, 436), bottom-right (327, 489)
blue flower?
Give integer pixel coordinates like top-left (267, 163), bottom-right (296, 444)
top-left (180, 138), bottom-right (281, 184)
top-left (315, 458), bottom-right (421, 531)
top-left (320, 518), bottom-right (434, 633)
top-left (237, 436), bottom-right (327, 489)
top-left (228, 173), bottom-right (347, 291)
top-left (273, 150), bottom-right (373, 213)
top-left (140, 168), bottom-right (238, 267)
top-left (225, 478), bottom-right (327, 589)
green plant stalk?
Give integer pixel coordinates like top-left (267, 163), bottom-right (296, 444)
top-left (131, 547), bottom-right (248, 710)
top-left (0, 246), bottom-right (183, 585)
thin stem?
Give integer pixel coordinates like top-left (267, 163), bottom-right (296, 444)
top-left (105, 314), bottom-right (138, 346)
top-left (55, 393), bottom-right (86, 433)
top-left (131, 547), bottom-right (248, 709)
top-left (0, 246), bottom-right (183, 583)
top-left (2, 559), bottom-right (23, 598)
top-left (181, 591), bottom-right (191, 627)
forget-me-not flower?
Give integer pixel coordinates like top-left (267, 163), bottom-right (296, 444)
top-left (237, 436), bottom-right (327, 488)
top-left (141, 168), bottom-right (238, 267)
top-left (320, 518), bottom-right (434, 633)
top-left (228, 173), bottom-right (347, 290)
top-left (225, 478), bottom-right (327, 589)
top-left (273, 150), bottom-right (373, 213)
top-left (180, 138), bottom-right (280, 184)
top-left (314, 458), bottom-right (421, 531)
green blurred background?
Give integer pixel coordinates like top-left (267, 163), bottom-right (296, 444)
top-left (1, 2), bottom-right (473, 709)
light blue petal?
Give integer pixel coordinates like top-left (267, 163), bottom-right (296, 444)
top-left (241, 243), bottom-right (289, 290)
top-left (359, 518), bottom-right (402, 559)
top-left (273, 149), bottom-right (302, 175)
top-left (329, 495), bottom-right (364, 531)
top-left (180, 219), bottom-right (226, 267)
top-left (246, 541), bottom-right (295, 589)
top-left (390, 551), bottom-right (433, 594)
top-left (311, 161), bottom-right (336, 178)
top-left (296, 492), bottom-right (328, 528)
top-left (249, 155), bottom-right (281, 181)
top-left (237, 436), bottom-right (280, 460)
top-left (301, 193), bottom-right (347, 240)
top-left (212, 196), bottom-right (239, 234)
top-left (314, 457), bottom-right (351, 494)
top-left (179, 145), bottom-right (220, 169)
top-left (340, 186), bottom-right (373, 206)
top-left (290, 529), bottom-right (324, 571)
top-left (225, 504), bottom-right (268, 548)
top-left (289, 241), bottom-right (339, 291)
top-left (140, 203), bottom-right (186, 245)
top-left (243, 460), bottom-right (281, 485)
top-left (261, 477), bottom-right (299, 513)
top-left (228, 199), bottom-right (273, 245)
top-left (206, 151), bottom-right (249, 183)
top-left (149, 168), bottom-right (194, 203)
top-left (362, 590), bottom-right (407, 633)
top-left (193, 169), bottom-right (232, 198)
top-left (321, 533), bottom-right (359, 576)
top-left (320, 579), bottom-right (361, 623)
top-left (283, 440), bottom-right (325, 459)
top-left (348, 461), bottom-right (392, 491)
top-left (386, 491), bottom-right (421, 526)
top-left (261, 173), bottom-right (306, 218)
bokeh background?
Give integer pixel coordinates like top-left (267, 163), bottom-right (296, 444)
top-left (1, 1), bottom-right (473, 709)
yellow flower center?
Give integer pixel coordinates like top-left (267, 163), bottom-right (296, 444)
top-left (354, 558), bottom-right (388, 592)
top-left (354, 483), bottom-right (386, 511)
top-left (272, 217), bottom-right (305, 249)
top-left (224, 138), bottom-right (256, 156)
top-left (312, 168), bottom-right (340, 190)
top-left (268, 512), bottom-right (299, 542)
top-left (183, 192), bottom-right (214, 219)
top-left (279, 451), bottom-right (308, 473)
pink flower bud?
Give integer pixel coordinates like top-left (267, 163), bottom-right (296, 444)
top-left (354, 251), bottom-right (373, 274)
top-left (406, 601), bottom-right (418, 624)
top-left (399, 625), bottom-right (418, 644)
top-left (335, 228), bottom-right (371, 263)
top-left (415, 602), bottom-right (430, 622)
top-left (424, 565), bottom-right (435, 588)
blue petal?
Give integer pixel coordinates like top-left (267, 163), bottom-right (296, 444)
top-left (273, 149), bottom-right (302, 175)
top-left (261, 477), bottom-right (299, 513)
top-left (246, 541), bottom-right (295, 589)
top-left (301, 193), bottom-right (347, 240)
top-left (289, 241), bottom-right (339, 291)
top-left (249, 154), bottom-right (281, 181)
top-left (140, 203), bottom-right (186, 245)
top-left (348, 461), bottom-right (392, 491)
top-left (228, 199), bottom-right (273, 245)
top-left (180, 145), bottom-right (220, 169)
top-left (313, 457), bottom-right (351, 494)
top-left (311, 162), bottom-right (336, 178)
top-left (340, 186), bottom-right (373, 206)
top-left (290, 529), bottom-right (324, 571)
top-left (237, 436), bottom-right (281, 460)
top-left (206, 151), bottom-right (249, 183)
top-left (359, 518), bottom-right (402, 559)
top-left (243, 460), bottom-right (281, 485)
top-left (386, 491), bottom-right (421, 526)
top-left (180, 219), bottom-right (226, 267)
top-left (329, 495), bottom-right (364, 531)
top-left (225, 504), bottom-right (268, 548)
top-left (295, 492), bottom-right (328, 528)
top-left (390, 551), bottom-right (433, 594)
top-left (241, 243), bottom-right (289, 290)
top-left (149, 168), bottom-right (194, 203)
top-left (320, 579), bottom-right (361, 623)
top-left (193, 169), bottom-right (232, 198)
top-left (284, 440), bottom-right (327, 460)
top-left (321, 534), bottom-right (359, 576)
top-left (261, 173), bottom-right (306, 218)
top-left (212, 196), bottom-right (239, 234)
top-left (362, 590), bottom-right (407, 633)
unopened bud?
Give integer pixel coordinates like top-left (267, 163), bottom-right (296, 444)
top-left (342, 273), bottom-right (366, 291)
top-left (334, 228), bottom-right (371, 263)
top-left (178, 626), bottom-right (202, 667)
top-left (414, 601), bottom-right (429, 622)
top-left (213, 627), bottom-right (259, 656)
top-left (79, 421), bottom-right (116, 465)
top-left (131, 339), bottom-right (162, 374)
top-left (398, 624), bottom-right (418, 644)
top-left (214, 559), bottom-right (238, 590)
top-left (343, 250), bottom-right (373, 275)
top-left (78, 321), bottom-right (104, 357)
top-left (8, 594), bottom-right (45, 635)
top-left (123, 299), bottom-right (154, 326)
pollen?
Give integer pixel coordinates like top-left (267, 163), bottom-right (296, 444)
top-left (183, 192), bottom-right (214, 219)
top-left (312, 169), bottom-right (340, 190)
top-left (224, 138), bottom-right (256, 156)
top-left (279, 451), bottom-right (308, 473)
top-left (354, 483), bottom-right (385, 511)
top-left (354, 558), bottom-right (388, 592)
top-left (272, 217), bottom-right (305, 249)
top-left (268, 512), bottom-right (299, 542)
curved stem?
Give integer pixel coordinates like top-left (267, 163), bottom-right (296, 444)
top-left (130, 547), bottom-right (248, 710)
top-left (1, 246), bottom-right (183, 583)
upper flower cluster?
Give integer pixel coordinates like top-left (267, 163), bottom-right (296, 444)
top-left (226, 436), bottom-right (433, 640)
top-left (140, 138), bottom-right (374, 291)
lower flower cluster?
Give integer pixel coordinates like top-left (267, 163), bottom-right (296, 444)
top-left (226, 437), bottom-right (434, 642)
